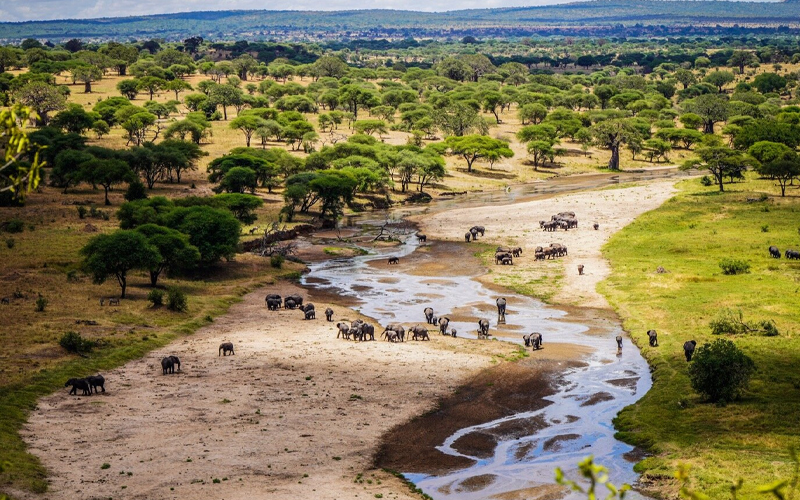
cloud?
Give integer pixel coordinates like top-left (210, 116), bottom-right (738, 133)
top-left (1, 0), bottom-right (572, 22)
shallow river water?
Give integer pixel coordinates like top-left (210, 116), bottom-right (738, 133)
top-left (301, 170), bottom-right (688, 499)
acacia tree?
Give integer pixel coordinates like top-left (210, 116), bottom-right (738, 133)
top-left (684, 94), bottom-right (729, 134)
top-left (72, 65), bottom-right (102, 93)
top-left (134, 224), bottom-right (200, 286)
top-left (81, 230), bottom-right (161, 298)
top-left (590, 119), bottom-right (642, 170)
top-left (230, 115), bottom-right (268, 147)
top-left (434, 103), bottom-right (488, 137)
top-left (445, 135), bottom-right (513, 173)
top-left (758, 159), bottom-right (800, 196)
top-left (682, 144), bottom-right (755, 192)
top-left (164, 79), bottom-right (193, 100)
top-left (14, 82), bottom-right (66, 126)
top-left (81, 158), bottom-right (135, 205)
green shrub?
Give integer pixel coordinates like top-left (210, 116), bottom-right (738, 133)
top-left (700, 175), bottom-right (713, 186)
top-left (59, 331), bottom-right (97, 354)
top-left (688, 339), bottom-right (755, 403)
top-left (34, 295), bottom-right (48, 312)
top-left (147, 289), bottom-right (164, 307)
top-left (761, 224), bottom-right (769, 232)
top-left (718, 258), bottom-right (750, 275)
top-left (5, 238), bottom-right (14, 249)
top-left (4, 218), bottom-right (24, 233)
top-left (709, 308), bottom-right (748, 335)
top-left (166, 287), bottom-right (188, 312)
top-left (66, 270), bottom-right (78, 282)
top-left (124, 180), bottom-right (148, 202)
top-left (270, 254), bottom-right (285, 269)
top-left (77, 205), bottom-right (88, 219)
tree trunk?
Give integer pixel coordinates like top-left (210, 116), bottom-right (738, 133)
top-left (608, 145), bottom-right (620, 170)
top-left (84, 81), bottom-right (92, 93)
top-left (117, 273), bottom-right (127, 298)
top-left (150, 269), bottom-right (160, 287)
top-left (104, 186), bottom-right (111, 205)
top-left (119, 65), bottom-right (127, 76)
top-left (703, 121), bottom-right (714, 134)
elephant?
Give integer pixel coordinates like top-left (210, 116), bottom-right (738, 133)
top-left (578, 264), bottom-right (585, 275)
top-left (438, 317), bottom-right (450, 335)
top-left (361, 323), bottom-right (375, 341)
top-left (169, 355), bottom-right (181, 372)
top-left (325, 308), bottom-right (334, 321)
top-left (385, 331), bottom-right (399, 342)
top-left (301, 303), bottom-right (315, 314)
top-left (107, 298), bottom-right (120, 306)
top-left (470, 227), bottom-right (479, 239)
top-left (0, 297), bottom-right (8, 305)
top-left (477, 319), bottom-right (490, 338)
top-left (410, 325), bottom-right (430, 341)
top-left (450, 328), bottom-right (457, 338)
top-left (495, 252), bottom-right (513, 265)
top-left (417, 233), bottom-right (427, 243)
top-left (66, 378), bottom-right (91, 396)
top-left (382, 324), bottom-right (405, 342)
top-left (535, 251), bottom-right (545, 261)
top-left (496, 298), bottom-right (507, 324)
top-left (615, 335), bottom-right (623, 350)
top-left (286, 294), bottom-right (303, 307)
top-left (304, 309), bottom-right (316, 320)
top-left (524, 332), bottom-right (542, 350)
top-left (647, 330), bottom-right (658, 347)
top-left (265, 294), bottom-right (282, 308)
top-left (593, 223), bottom-right (599, 230)
top-left (388, 257), bottom-right (399, 264)
top-left (550, 243), bottom-right (567, 257)
top-left (86, 374), bottom-right (105, 393)
top-left (684, 340), bottom-right (697, 361)
top-left (337, 322), bottom-right (351, 339)
top-left (787, 249), bottom-right (800, 260)
top-left (496, 246), bottom-right (513, 254)
top-left (284, 298), bottom-right (297, 309)
top-left (769, 245), bottom-right (781, 258)
top-left (161, 357), bottom-right (175, 375)
top-left (511, 247), bottom-right (523, 257)
top-left (219, 342), bottom-right (235, 356)
top-left (431, 315), bottom-right (438, 326)
top-left (501, 256), bottom-right (513, 265)
top-left (266, 298), bottom-right (281, 311)
top-left (424, 307), bottom-right (434, 324)
top-left (465, 232), bottom-right (472, 242)
top-left (543, 221), bottom-right (558, 232)
top-left (474, 226), bottom-right (486, 236)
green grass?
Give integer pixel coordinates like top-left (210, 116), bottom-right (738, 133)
top-left (599, 173), bottom-right (800, 498)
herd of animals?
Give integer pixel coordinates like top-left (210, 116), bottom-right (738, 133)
top-left (62, 210), bottom-right (776, 397)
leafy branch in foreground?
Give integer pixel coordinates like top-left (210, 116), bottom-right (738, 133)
top-left (0, 105), bottom-right (44, 198)
top-left (555, 456), bottom-right (631, 499)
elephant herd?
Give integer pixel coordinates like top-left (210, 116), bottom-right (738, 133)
top-left (540, 212), bottom-right (578, 232)
top-left (639, 328), bottom-right (698, 363)
top-left (65, 374), bottom-right (105, 396)
top-left (770, 245), bottom-right (800, 259)
top-left (464, 225), bottom-right (486, 242)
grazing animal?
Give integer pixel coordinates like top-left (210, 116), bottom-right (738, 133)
top-left (361, 323), bottom-right (375, 341)
top-left (465, 232), bottom-right (471, 242)
top-left (438, 317), bottom-right (450, 335)
top-left (169, 355), bottom-right (181, 372)
top-left (107, 298), bottom-right (120, 306)
top-left (578, 264), bottom-right (585, 275)
top-left (337, 322), bottom-right (350, 339)
top-left (286, 294), bottom-right (303, 308)
top-left (219, 342), bottom-right (235, 356)
top-left (284, 298), bottom-right (296, 309)
top-left (450, 328), bottom-right (457, 338)
top-left (424, 307), bottom-right (434, 324)
top-left (161, 357), bottom-right (175, 375)
top-left (511, 247), bottom-right (522, 257)
top-left (472, 226), bottom-right (486, 237)
top-left (266, 298), bottom-right (281, 311)
top-left (86, 374), bottom-right (105, 393)
top-left (495, 252), bottom-right (513, 265)
top-left (684, 340), bottom-right (697, 361)
top-left (304, 309), bottom-right (316, 320)
top-left (647, 330), bottom-right (658, 347)
top-left (470, 227), bottom-right (479, 239)
top-left (786, 249), bottom-right (800, 260)
top-left (325, 308), bottom-right (334, 321)
top-left (496, 298), bottom-right (507, 324)
top-left (417, 233), bottom-right (427, 243)
top-left (410, 326), bottom-right (430, 341)
top-left (388, 257), bottom-right (399, 265)
top-left (0, 297), bottom-right (9, 305)
top-left (531, 333), bottom-right (543, 350)
top-left (477, 319), bottom-right (490, 338)
top-left (615, 335), bottom-right (623, 350)
top-left (65, 378), bottom-right (91, 396)
top-left (385, 331), bottom-right (398, 342)
top-left (501, 256), bottom-right (513, 265)
top-left (593, 223), bottom-right (599, 230)
top-left (265, 294), bottom-right (282, 308)
top-left (769, 245), bottom-right (781, 258)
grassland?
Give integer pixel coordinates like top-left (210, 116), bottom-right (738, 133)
top-left (599, 173), bottom-right (800, 498)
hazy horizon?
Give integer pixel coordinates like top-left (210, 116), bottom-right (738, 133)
top-left (0, 0), bottom-right (783, 23)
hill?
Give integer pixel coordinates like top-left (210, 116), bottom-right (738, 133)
top-left (0, 0), bottom-right (799, 41)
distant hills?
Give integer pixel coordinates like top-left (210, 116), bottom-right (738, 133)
top-left (1, 0), bottom-right (799, 42)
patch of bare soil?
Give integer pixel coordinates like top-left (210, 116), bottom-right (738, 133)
top-left (451, 415), bottom-right (550, 458)
top-left (579, 391), bottom-right (615, 407)
top-left (543, 434), bottom-right (582, 452)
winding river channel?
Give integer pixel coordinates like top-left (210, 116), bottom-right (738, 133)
top-left (301, 169), bottom-right (688, 499)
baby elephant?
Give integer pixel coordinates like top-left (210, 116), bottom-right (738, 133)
top-left (161, 356), bottom-right (175, 375)
top-left (86, 374), bottom-right (105, 393)
top-left (65, 378), bottom-right (91, 396)
top-left (325, 308), bottom-right (334, 321)
top-left (450, 328), bottom-right (457, 338)
top-left (388, 257), bottom-right (399, 265)
top-left (578, 264), bottom-right (585, 275)
top-left (593, 223), bottom-right (599, 230)
top-left (219, 342), bottom-right (235, 356)
top-left (647, 329), bottom-right (658, 347)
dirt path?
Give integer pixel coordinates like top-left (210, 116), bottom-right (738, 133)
top-left (418, 180), bottom-right (678, 308)
top-left (18, 284), bottom-right (521, 500)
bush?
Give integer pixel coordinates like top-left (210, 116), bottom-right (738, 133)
top-left (35, 295), bottom-right (48, 312)
top-left (761, 224), bottom-right (769, 233)
top-left (709, 308), bottom-right (748, 335)
top-left (147, 289), bottom-right (164, 307)
top-left (5, 238), bottom-right (14, 249)
top-left (270, 254), bottom-right (285, 269)
top-left (719, 258), bottom-right (750, 275)
top-left (166, 287), bottom-right (188, 312)
top-left (700, 175), bottom-right (713, 186)
top-left (59, 331), bottom-right (97, 354)
top-left (77, 205), bottom-right (88, 219)
top-left (688, 339), bottom-right (755, 403)
top-left (4, 218), bottom-right (24, 233)
top-left (124, 180), bottom-right (148, 202)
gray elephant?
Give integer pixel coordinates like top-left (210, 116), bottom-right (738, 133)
top-left (496, 298), bottom-right (507, 323)
top-left (219, 342), bottom-right (235, 356)
top-left (337, 322), bottom-right (350, 339)
top-left (86, 374), bottom-right (105, 393)
top-left (417, 233), bottom-right (427, 243)
top-left (615, 335), bottom-right (623, 350)
top-left (304, 309), bottom-right (316, 320)
top-left (382, 323), bottom-right (405, 342)
top-left (471, 226), bottom-right (485, 236)
top-left (684, 340), bottom-right (697, 361)
top-left (410, 325), bottom-right (430, 341)
top-left (161, 357), bottom-right (175, 375)
top-left (325, 308), bottom-right (334, 321)
top-left (450, 328), bottom-right (457, 338)
top-left (647, 330), bottom-right (658, 347)
top-left (424, 307), bottom-right (434, 324)
top-left (388, 257), bottom-right (399, 264)
top-left (284, 298), bottom-right (297, 309)
top-left (66, 378), bottom-right (91, 396)
top-left (169, 355), bottom-right (181, 372)
top-left (438, 317), bottom-right (450, 335)
top-left (769, 245), bottom-right (781, 258)
top-left (265, 294), bottom-right (282, 308)
top-left (465, 232), bottom-right (472, 242)
top-left (266, 298), bottom-right (281, 311)
top-left (525, 332), bottom-right (542, 350)
top-left (477, 319), bottom-right (490, 338)
top-left (361, 323), bottom-right (375, 341)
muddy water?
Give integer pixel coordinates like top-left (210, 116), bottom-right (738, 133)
top-left (301, 171), bottom-right (684, 499)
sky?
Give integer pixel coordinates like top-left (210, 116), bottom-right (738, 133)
top-left (1, 0), bottom-right (582, 22)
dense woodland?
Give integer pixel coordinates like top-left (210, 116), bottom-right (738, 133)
top-left (2, 32), bottom-right (800, 498)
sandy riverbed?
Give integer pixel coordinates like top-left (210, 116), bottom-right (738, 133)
top-left (18, 178), bottom-right (679, 500)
